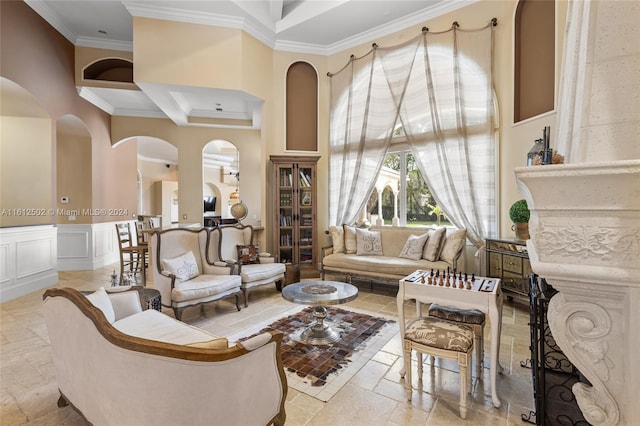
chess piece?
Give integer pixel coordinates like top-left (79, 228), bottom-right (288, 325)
top-left (427, 275), bottom-right (433, 285)
top-left (445, 276), bottom-right (450, 287)
top-left (420, 274), bottom-right (425, 284)
top-left (466, 281), bottom-right (472, 290)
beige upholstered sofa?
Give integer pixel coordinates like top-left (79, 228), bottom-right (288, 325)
top-left (209, 224), bottom-right (286, 307)
top-left (42, 287), bottom-right (287, 426)
top-left (321, 225), bottom-right (467, 286)
top-left (149, 228), bottom-right (242, 320)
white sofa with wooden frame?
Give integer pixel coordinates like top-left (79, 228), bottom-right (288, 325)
top-left (42, 286), bottom-right (287, 426)
top-left (209, 224), bottom-right (286, 307)
top-left (149, 228), bottom-right (242, 320)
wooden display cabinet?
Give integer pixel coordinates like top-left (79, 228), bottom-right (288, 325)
top-left (485, 238), bottom-right (532, 300)
top-left (270, 155), bottom-right (320, 278)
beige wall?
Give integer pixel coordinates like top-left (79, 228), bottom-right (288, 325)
top-left (56, 117), bottom-right (92, 224)
top-left (0, 1), bottom-right (137, 226)
top-left (137, 158), bottom-right (178, 216)
top-left (0, 115), bottom-right (52, 227)
top-left (134, 18), bottom-right (243, 90)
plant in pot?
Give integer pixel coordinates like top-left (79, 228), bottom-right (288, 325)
top-left (509, 199), bottom-right (530, 240)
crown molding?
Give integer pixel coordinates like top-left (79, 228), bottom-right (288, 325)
top-left (77, 87), bottom-right (114, 115)
top-left (322, 0), bottom-right (479, 56)
top-left (122, 2), bottom-right (275, 48)
top-left (76, 36), bottom-right (133, 52)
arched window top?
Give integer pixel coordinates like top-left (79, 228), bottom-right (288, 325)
top-left (83, 58), bottom-right (133, 83)
top-left (286, 61), bottom-right (318, 152)
top-left (331, 43), bottom-right (493, 146)
top-left (514, 0), bottom-right (555, 122)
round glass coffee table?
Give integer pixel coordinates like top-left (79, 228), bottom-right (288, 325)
top-left (282, 280), bottom-right (358, 345)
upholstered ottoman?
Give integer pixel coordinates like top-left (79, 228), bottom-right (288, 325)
top-left (401, 316), bottom-right (474, 419)
top-left (428, 303), bottom-right (486, 377)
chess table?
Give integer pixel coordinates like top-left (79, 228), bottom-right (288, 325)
top-left (397, 270), bottom-right (504, 408)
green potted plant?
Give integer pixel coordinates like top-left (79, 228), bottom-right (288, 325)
top-left (509, 199), bottom-right (530, 240)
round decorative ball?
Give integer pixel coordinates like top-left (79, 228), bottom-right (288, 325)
top-left (230, 201), bottom-right (248, 221)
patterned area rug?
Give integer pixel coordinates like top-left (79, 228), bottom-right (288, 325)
top-left (235, 306), bottom-right (396, 402)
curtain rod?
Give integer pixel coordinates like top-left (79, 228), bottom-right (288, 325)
top-left (327, 18), bottom-right (498, 77)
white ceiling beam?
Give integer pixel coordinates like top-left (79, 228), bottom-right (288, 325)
top-left (270, 0), bottom-right (284, 21)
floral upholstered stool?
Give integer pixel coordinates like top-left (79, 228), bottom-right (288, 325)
top-left (427, 303), bottom-right (486, 377)
top-left (401, 316), bottom-right (474, 419)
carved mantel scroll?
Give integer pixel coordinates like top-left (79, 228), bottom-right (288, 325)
top-left (547, 293), bottom-right (618, 425)
top-left (516, 160), bottom-right (640, 425)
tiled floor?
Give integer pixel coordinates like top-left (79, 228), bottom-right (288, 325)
top-left (1, 265), bottom-right (534, 425)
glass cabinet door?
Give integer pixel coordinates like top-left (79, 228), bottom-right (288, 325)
top-left (271, 156), bottom-right (319, 277)
top-left (277, 166), bottom-right (294, 263)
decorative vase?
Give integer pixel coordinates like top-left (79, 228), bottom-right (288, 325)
top-left (512, 222), bottom-right (530, 240)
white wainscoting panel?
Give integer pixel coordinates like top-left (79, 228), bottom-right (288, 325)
top-left (57, 222), bottom-right (125, 271)
top-left (0, 225), bottom-right (58, 302)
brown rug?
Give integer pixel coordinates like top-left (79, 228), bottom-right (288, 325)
top-left (239, 306), bottom-right (396, 400)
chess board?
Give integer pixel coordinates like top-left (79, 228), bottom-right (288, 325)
top-left (402, 269), bottom-right (497, 292)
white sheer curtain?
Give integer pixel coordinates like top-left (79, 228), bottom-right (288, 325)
top-left (329, 22), bottom-right (497, 247)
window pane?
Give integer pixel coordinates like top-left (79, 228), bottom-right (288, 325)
top-left (366, 151), bottom-right (452, 227)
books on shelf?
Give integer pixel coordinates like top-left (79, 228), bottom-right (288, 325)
top-left (298, 170), bottom-right (312, 187)
top-left (279, 214), bottom-right (293, 226)
top-left (279, 233), bottom-right (292, 246)
top-left (279, 170), bottom-right (293, 187)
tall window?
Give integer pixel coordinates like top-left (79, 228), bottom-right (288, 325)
top-left (329, 22), bottom-right (497, 246)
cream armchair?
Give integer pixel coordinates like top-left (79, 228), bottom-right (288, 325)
top-left (149, 228), bottom-right (242, 320)
top-left (42, 287), bottom-right (287, 426)
top-left (209, 225), bottom-right (286, 307)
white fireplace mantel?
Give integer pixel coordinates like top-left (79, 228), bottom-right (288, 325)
top-left (515, 160), bottom-right (640, 425)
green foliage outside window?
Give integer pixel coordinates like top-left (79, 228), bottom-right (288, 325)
top-left (368, 152), bottom-right (451, 226)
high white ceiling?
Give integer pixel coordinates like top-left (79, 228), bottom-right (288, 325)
top-left (23, 0), bottom-right (473, 162)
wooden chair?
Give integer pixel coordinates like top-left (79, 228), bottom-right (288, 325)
top-left (115, 222), bottom-right (147, 285)
top-left (134, 221), bottom-right (150, 272)
top-left (401, 316), bottom-right (474, 419)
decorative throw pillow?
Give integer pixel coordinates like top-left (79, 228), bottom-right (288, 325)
top-left (355, 228), bottom-right (383, 256)
top-left (86, 287), bottom-right (116, 323)
top-left (439, 229), bottom-right (467, 264)
top-left (422, 227), bottom-right (446, 261)
top-left (328, 225), bottom-right (345, 254)
top-left (343, 224), bottom-right (357, 254)
top-left (161, 251), bottom-right (200, 282)
top-left (237, 244), bottom-right (260, 265)
top-left (398, 233), bottom-right (429, 260)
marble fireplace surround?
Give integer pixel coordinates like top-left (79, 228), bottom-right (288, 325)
top-left (515, 160), bottom-right (640, 425)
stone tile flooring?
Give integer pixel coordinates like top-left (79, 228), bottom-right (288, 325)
top-left (1, 265), bottom-right (534, 425)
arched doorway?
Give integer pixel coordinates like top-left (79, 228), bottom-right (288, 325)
top-left (202, 139), bottom-right (238, 223)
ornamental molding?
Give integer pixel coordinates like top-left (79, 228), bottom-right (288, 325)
top-left (537, 225), bottom-right (640, 265)
top-left (547, 293), bottom-right (619, 425)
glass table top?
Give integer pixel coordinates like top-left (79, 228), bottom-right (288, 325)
top-left (282, 280), bottom-right (358, 305)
